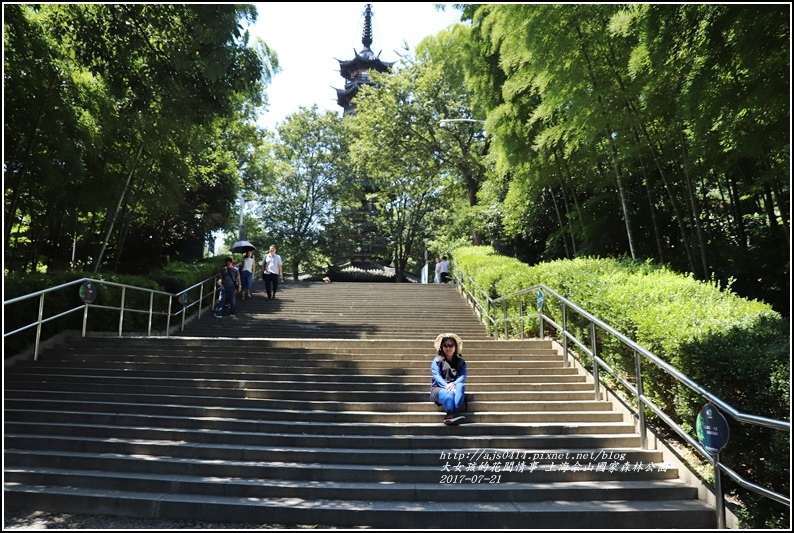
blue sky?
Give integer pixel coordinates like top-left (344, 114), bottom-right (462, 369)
top-left (250, 3), bottom-right (464, 131)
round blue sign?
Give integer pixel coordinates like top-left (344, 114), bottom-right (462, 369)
top-left (696, 403), bottom-right (730, 455)
top-left (79, 281), bottom-right (97, 304)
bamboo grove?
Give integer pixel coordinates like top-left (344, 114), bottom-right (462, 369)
top-left (458, 4), bottom-right (789, 314)
top-left (3, 4), bottom-right (278, 274)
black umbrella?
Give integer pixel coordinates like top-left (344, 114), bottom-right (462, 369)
top-left (230, 240), bottom-right (256, 253)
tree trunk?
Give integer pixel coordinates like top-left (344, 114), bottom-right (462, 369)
top-left (553, 151), bottom-right (579, 255)
top-left (558, 151), bottom-right (586, 236)
top-left (678, 129), bottom-right (709, 278)
top-left (602, 41), bottom-right (697, 270)
top-left (93, 142), bottom-right (145, 273)
top-left (637, 149), bottom-right (665, 263)
top-left (605, 127), bottom-right (637, 261)
top-left (548, 187), bottom-right (570, 258)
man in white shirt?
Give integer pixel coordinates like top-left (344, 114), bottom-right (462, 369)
top-left (439, 256), bottom-right (450, 283)
top-left (261, 244), bottom-right (284, 300)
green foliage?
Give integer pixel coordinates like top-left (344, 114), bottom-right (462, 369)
top-left (4, 4), bottom-right (278, 275)
top-left (453, 245), bottom-right (789, 527)
top-left (149, 256), bottom-right (223, 293)
top-left (259, 106), bottom-right (353, 280)
top-left (463, 4), bottom-right (789, 315)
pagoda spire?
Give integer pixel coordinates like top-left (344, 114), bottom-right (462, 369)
top-left (334, 3), bottom-right (395, 116)
top-left (361, 4), bottom-right (373, 50)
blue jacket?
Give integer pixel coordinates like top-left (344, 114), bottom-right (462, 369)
top-left (430, 354), bottom-right (467, 403)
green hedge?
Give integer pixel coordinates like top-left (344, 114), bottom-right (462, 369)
top-left (453, 245), bottom-right (789, 528)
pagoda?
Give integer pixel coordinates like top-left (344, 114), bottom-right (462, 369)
top-left (334, 4), bottom-right (395, 116)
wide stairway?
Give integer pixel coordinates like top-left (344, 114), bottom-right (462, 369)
top-left (3, 280), bottom-right (717, 528)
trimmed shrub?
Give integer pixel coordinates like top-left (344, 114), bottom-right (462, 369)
top-left (452, 245), bottom-right (789, 528)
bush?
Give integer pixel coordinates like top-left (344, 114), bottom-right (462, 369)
top-left (452, 245), bottom-right (790, 528)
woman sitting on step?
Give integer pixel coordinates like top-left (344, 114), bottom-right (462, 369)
top-left (430, 333), bottom-right (467, 425)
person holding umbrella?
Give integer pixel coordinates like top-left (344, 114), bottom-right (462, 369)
top-left (239, 249), bottom-right (256, 300)
top-left (230, 240), bottom-right (256, 300)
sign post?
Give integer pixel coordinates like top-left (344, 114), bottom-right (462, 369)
top-left (697, 403), bottom-right (730, 529)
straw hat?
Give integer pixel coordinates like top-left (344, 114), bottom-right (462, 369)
top-left (434, 333), bottom-right (463, 353)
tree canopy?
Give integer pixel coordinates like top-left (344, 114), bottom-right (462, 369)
top-left (4, 4), bottom-right (789, 314)
top-left (4, 3), bottom-right (278, 273)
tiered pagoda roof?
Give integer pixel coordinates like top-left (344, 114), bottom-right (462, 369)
top-left (334, 4), bottom-right (395, 115)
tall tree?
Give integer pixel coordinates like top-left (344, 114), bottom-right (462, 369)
top-left (257, 106), bottom-right (352, 279)
top-left (349, 53), bottom-right (490, 281)
top-left (3, 4), bottom-right (278, 273)
top-left (417, 25), bottom-right (490, 245)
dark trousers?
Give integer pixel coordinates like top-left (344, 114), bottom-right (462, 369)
top-left (214, 284), bottom-right (237, 316)
top-left (264, 273), bottom-right (279, 298)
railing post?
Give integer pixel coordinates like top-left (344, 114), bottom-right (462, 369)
top-left (147, 292), bottom-right (154, 336)
top-left (634, 349), bottom-right (647, 449)
top-left (166, 297), bottom-right (173, 336)
top-left (591, 321), bottom-right (599, 400)
top-left (198, 284), bottom-right (205, 319)
top-left (484, 294), bottom-right (488, 340)
top-left (118, 286), bottom-right (126, 337)
top-left (518, 297), bottom-right (524, 340)
top-left (561, 302), bottom-right (569, 366)
top-left (181, 293), bottom-right (187, 332)
top-left (34, 293), bottom-right (45, 361)
top-left (502, 299), bottom-right (508, 340)
top-left (82, 303), bottom-right (89, 338)
top-left (714, 454), bottom-right (726, 529)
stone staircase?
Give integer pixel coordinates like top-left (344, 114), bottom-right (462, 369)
top-left (3, 281), bottom-right (717, 528)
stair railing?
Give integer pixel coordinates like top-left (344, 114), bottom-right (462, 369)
top-left (454, 269), bottom-right (790, 528)
top-left (4, 275), bottom-right (219, 361)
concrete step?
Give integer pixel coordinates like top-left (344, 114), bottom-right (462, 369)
top-left (4, 450), bottom-right (680, 483)
top-left (2, 484), bottom-right (716, 529)
top-left (5, 363), bottom-right (585, 378)
top-left (3, 391), bottom-right (618, 412)
top-left (4, 416), bottom-right (638, 437)
top-left (2, 400), bottom-right (625, 424)
top-left (5, 383), bottom-right (601, 402)
top-left (8, 358), bottom-right (573, 370)
top-left (5, 373), bottom-right (592, 390)
top-left (4, 470), bottom-right (698, 502)
top-left (5, 436), bottom-right (663, 465)
top-left (5, 368), bottom-right (589, 384)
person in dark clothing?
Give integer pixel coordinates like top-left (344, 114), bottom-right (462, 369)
top-left (429, 332), bottom-right (467, 425)
top-left (214, 256), bottom-right (241, 318)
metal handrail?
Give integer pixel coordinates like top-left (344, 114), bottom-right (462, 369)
top-left (4, 275), bottom-right (219, 361)
top-left (454, 269), bottom-right (790, 526)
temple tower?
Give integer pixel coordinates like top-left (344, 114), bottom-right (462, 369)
top-left (335, 4), bottom-right (395, 116)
